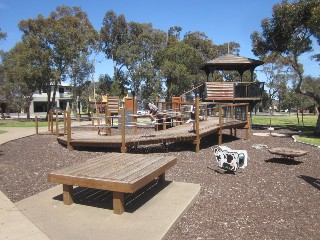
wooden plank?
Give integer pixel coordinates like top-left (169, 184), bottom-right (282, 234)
top-left (48, 154), bottom-right (177, 193)
top-left (105, 156), bottom-right (164, 180)
top-left (121, 157), bottom-right (173, 182)
top-left (128, 158), bottom-right (177, 192)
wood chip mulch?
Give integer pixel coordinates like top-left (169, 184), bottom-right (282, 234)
top-left (0, 127), bottom-right (319, 240)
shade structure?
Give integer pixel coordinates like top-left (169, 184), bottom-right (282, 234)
top-left (200, 54), bottom-right (264, 81)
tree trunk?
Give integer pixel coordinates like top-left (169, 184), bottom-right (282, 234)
top-left (46, 85), bottom-right (52, 121)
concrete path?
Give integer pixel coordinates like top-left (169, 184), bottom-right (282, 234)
top-left (0, 125), bottom-right (201, 240)
top-left (0, 126), bottom-right (51, 239)
top-left (0, 127), bottom-right (48, 145)
top-left (17, 182), bottom-right (200, 240)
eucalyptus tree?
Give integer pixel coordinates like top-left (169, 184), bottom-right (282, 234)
top-left (97, 74), bottom-right (113, 95)
top-left (215, 42), bottom-right (244, 82)
top-left (155, 28), bottom-right (217, 100)
top-left (0, 28), bottom-right (7, 115)
top-left (100, 10), bottom-right (128, 94)
top-left (123, 22), bottom-right (166, 98)
top-left (251, 0), bottom-right (320, 104)
top-left (3, 42), bottom-right (46, 118)
top-left (156, 40), bottom-right (204, 100)
top-left (19, 5), bottom-right (98, 116)
top-left (69, 53), bottom-right (94, 114)
top-left (77, 80), bottom-right (92, 113)
top-left (260, 53), bottom-right (297, 108)
top-left (251, 0), bottom-right (320, 133)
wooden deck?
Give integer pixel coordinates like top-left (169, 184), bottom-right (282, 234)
top-left (57, 116), bottom-right (247, 152)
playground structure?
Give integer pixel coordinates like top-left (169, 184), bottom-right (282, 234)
top-left (213, 146), bottom-right (248, 173)
top-left (41, 97), bottom-right (250, 153)
top-left (38, 54), bottom-right (264, 153)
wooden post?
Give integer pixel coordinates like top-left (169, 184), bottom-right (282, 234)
top-left (67, 110), bottom-right (73, 150)
top-left (105, 109), bottom-right (111, 136)
top-left (158, 173), bottom-right (165, 183)
top-left (35, 115), bottom-right (38, 135)
top-left (63, 184), bottom-right (74, 205)
top-left (56, 112), bottom-right (59, 137)
top-left (113, 192), bottom-right (125, 215)
top-left (63, 111), bottom-right (67, 135)
top-left (121, 107), bottom-right (126, 153)
top-left (132, 97), bottom-right (138, 134)
top-left (218, 105), bottom-right (223, 145)
top-left (48, 109), bottom-right (51, 131)
top-left (163, 113), bottom-right (167, 130)
top-left (194, 97), bottom-right (200, 153)
top-left (50, 110), bottom-right (54, 135)
top-left (245, 104), bottom-right (250, 140)
top-left (91, 112), bottom-right (94, 126)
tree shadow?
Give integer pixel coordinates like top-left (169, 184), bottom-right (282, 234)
top-left (265, 157), bottom-right (303, 165)
top-left (298, 175), bottom-right (320, 191)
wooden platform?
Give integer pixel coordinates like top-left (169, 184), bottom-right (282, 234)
top-left (57, 116), bottom-right (247, 152)
top-left (48, 153), bottom-right (177, 214)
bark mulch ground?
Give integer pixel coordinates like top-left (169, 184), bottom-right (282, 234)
top-left (0, 127), bottom-right (319, 239)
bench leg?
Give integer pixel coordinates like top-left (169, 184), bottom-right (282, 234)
top-left (113, 192), bottom-right (125, 215)
top-left (158, 173), bottom-right (165, 183)
top-left (63, 184), bottom-right (74, 205)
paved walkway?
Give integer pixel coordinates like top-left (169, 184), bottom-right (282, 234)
top-left (0, 126), bottom-right (51, 239)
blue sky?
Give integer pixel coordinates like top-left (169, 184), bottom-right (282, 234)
top-left (0, 0), bottom-right (319, 81)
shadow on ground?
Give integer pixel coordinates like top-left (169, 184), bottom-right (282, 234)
top-left (53, 180), bottom-right (171, 213)
top-left (265, 157), bottom-right (303, 165)
top-left (298, 175), bottom-right (320, 191)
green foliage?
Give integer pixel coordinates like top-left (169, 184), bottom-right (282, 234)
top-left (18, 5), bottom-right (99, 115)
top-left (251, 0), bottom-right (320, 104)
top-left (156, 31), bottom-right (215, 99)
top-left (109, 80), bottom-right (122, 96)
top-left (0, 28), bottom-right (6, 41)
top-left (97, 74), bottom-right (113, 95)
top-left (100, 11), bottom-right (128, 78)
top-left (3, 41), bottom-right (45, 117)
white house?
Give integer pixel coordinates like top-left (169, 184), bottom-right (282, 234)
top-left (29, 84), bottom-right (73, 114)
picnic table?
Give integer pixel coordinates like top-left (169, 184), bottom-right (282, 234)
top-left (268, 147), bottom-right (308, 160)
top-left (48, 153), bottom-right (177, 215)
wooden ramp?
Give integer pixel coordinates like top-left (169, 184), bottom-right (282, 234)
top-left (57, 116), bottom-right (247, 152)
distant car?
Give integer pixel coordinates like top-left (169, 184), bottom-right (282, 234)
top-left (52, 107), bottom-right (63, 115)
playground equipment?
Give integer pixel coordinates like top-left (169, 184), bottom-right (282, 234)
top-left (213, 146), bottom-right (248, 173)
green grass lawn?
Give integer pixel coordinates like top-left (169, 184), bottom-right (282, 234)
top-left (0, 121), bottom-right (48, 127)
top-left (252, 114), bottom-right (320, 146)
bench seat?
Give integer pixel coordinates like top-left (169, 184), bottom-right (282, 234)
top-left (48, 153), bottom-right (177, 214)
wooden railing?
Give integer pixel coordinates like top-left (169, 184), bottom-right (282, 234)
top-left (204, 81), bottom-right (264, 100)
top-left (218, 103), bottom-right (250, 145)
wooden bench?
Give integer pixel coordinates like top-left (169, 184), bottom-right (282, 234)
top-left (48, 153), bottom-right (177, 215)
top-left (268, 147), bottom-right (308, 160)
